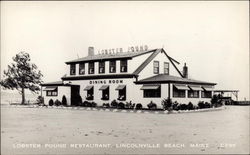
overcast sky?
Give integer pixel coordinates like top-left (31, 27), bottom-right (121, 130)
top-left (1, 1), bottom-right (249, 100)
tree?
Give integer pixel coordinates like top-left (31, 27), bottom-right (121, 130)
top-left (0, 52), bottom-right (43, 104)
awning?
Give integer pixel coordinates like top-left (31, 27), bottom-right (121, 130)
top-left (189, 85), bottom-right (203, 91)
top-left (202, 86), bottom-right (213, 91)
top-left (84, 85), bottom-right (93, 91)
top-left (99, 85), bottom-right (109, 90)
top-left (173, 84), bottom-right (189, 90)
top-left (140, 85), bottom-right (160, 90)
top-left (115, 85), bottom-right (126, 90)
top-left (43, 86), bottom-right (57, 91)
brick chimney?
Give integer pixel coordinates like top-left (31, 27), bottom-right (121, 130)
top-left (183, 63), bottom-right (188, 78)
top-left (88, 47), bottom-right (94, 56)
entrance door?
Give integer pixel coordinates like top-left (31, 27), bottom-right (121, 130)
top-left (71, 85), bottom-right (80, 106)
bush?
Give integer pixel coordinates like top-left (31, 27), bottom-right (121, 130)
top-left (179, 104), bottom-right (187, 110)
top-left (198, 101), bottom-right (205, 109)
top-left (162, 98), bottom-right (172, 111)
top-left (111, 100), bottom-right (118, 108)
top-left (48, 99), bottom-right (54, 106)
top-left (211, 95), bottom-right (223, 107)
top-left (103, 103), bottom-right (110, 108)
top-left (147, 101), bottom-right (157, 109)
top-left (187, 102), bottom-right (194, 110)
top-left (125, 101), bottom-right (133, 109)
top-left (172, 101), bottom-right (180, 111)
top-left (135, 103), bottom-right (142, 110)
top-left (204, 102), bottom-right (211, 108)
top-left (36, 96), bottom-right (44, 105)
top-left (91, 102), bottom-right (97, 107)
top-left (54, 99), bottom-right (62, 106)
top-left (118, 102), bottom-right (125, 109)
top-left (62, 95), bottom-right (67, 106)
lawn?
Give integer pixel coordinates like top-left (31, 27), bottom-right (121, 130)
top-left (1, 105), bottom-right (249, 154)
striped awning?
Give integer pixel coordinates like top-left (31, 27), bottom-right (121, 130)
top-left (140, 85), bottom-right (160, 90)
top-left (43, 86), bottom-right (57, 91)
top-left (202, 86), bottom-right (213, 91)
top-left (99, 85), bottom-right (109, 90)
top-left (173, 84), bottom-right (189, 90)
top-left (84, 85), bottom-right (93, 91)
top-left (115, 85), bottom-right (126, 90)
top-left (189, 85), bottom-right (203, 91)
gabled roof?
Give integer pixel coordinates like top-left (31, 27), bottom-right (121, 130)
top-left (135, 74), bottom-right (216, 85)
top-left (132, 48), bottom-right (183, 77)
top-left (65, 49), bottom-right (157, 64)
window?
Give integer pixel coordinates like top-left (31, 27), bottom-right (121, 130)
top-left (70, 64), bottom-right (76, 75)
top-left (120, 60), bottom-right (128, 72)
top-left (153, 61), bottom-right (159, 74)
top-left (88, 62), bottom-right (95, 74)
top-left (116, 85), bottom-right (126, 101)
top-left (79, 63), bottom-right (85, 75)
top-left (99, 61), bottom-right (105, 74)
top-left (86, 87), bottom-right (94, 100)
top-left (101, 87), bottom-right (109, 100)
top-left (188, 90), bottom-right (199, 98)
top-left (201, 91), bottom-right (212, 98)
top-left (110, 60), bottom-right (116, 73)
top-left (164, 62), bottom-right (169, 75)
top-left (143, 87), bottom-right (161, 98)
top-left (46, 88), bottom-right (58, 96)
top-left (173, 87), bottom-right (186, 98)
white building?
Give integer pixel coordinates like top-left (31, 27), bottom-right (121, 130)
top-left (41, 47), bottom-right (216, 108)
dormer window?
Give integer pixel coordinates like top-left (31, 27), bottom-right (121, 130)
top-left (153, 61), bottom-right (159, 74)
top-left (164, 62), bottom-right (169, 75)
top-left (120, 60), bottom-right (127, 72)
top-left (79, 63), bottom-right (85, 75)
top-left (110, 60), bottom-right (116, 73)
top-left (99, 61), bottom-right (105, 74)
top-left (70, 64), bottom-right (76, 75)
top-left (89, 62), bottom-right (95, 74)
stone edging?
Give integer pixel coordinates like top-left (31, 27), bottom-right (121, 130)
top-left (3, 104), bottom-right (225, 115)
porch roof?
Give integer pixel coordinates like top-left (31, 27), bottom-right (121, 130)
top-left (135, 74), bottom-right (216, 85)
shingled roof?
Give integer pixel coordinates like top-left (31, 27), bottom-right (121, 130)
top-left (135, 74), bottom-right (216, 85)
top-left (65, 49), bottom-right (157, 64)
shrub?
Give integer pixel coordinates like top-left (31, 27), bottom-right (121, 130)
top-left (103, 103), bottom-right (110, 108)
top-left (54, 99), bottom-right (61, 106)
top-left (187, 102), bottom-right (194, 110)
top-left (36, 96), bottom-right (44, 105)
top-left (147, 101), bottom-right (157, 110)
top-left (125, 101), bottom-right (133, 109)
top-left (211, 94), bottom-right (223, 107)
top-left (118, 102), bottom-right (125, 109)
top-left (62, 95), bottom-right (67, 106)
top-left (204, 102), bottom-right (211, 108)
top-left (135, 103), bottom-right (142, 110)
top-left (179, 104), bottom-right (187, 110)
top-left (48, 99), bottom-right (54, 106)
top-left (91, 102), bottom-right (97, 107)
top-left (172, 101), bottom-right (180, 111)
top-left (198, 101), bottom-right (205, 109)
top-left (111, 100), bottom-right (118, 108)
top-left (161, 98), bottom-right (173, 111)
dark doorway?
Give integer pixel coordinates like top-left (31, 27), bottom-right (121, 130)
top-left (71, 85), bottom-right (80, 106)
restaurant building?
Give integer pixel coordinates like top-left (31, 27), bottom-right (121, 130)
top-left (41, 47), bottom-right (216, 107)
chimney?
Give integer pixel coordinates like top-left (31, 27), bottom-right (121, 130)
top-left (183, 63), bottom-right (188, 78)
top-left (88, 47), bottom-right (94, 56)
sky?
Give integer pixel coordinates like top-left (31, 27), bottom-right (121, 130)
top-left (1, 1), bottom-right (249, 100)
